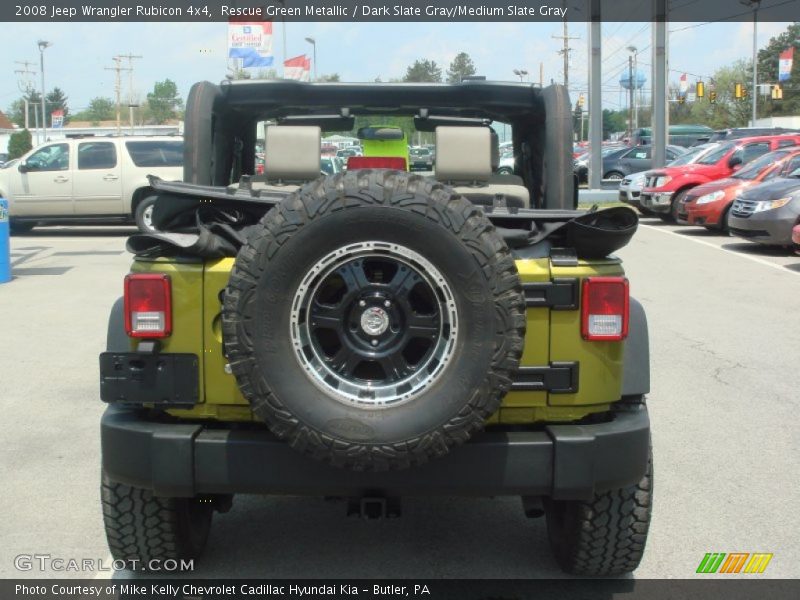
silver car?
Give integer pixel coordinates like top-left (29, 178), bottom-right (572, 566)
top-left (728, 170), bottom-right (800, 246)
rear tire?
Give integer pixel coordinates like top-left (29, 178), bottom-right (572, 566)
top-left (604, 171), bottom-right (624, 181)
top-left (101, 472), bottom-right (213, 563)
top-left (544, 444), bottom-right (653, 576)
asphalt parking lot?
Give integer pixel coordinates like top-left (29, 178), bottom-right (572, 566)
top-left (1, 219), bottom-right (799, 580)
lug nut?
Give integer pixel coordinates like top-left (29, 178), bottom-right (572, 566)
top-left (371, 339), bottom-right (378, 346)
top-left (384, 300), bottom-right (391, 307)
top-left (359, 300), bottom-right (366, 307)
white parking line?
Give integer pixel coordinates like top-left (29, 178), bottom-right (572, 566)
top-left (640, 223), bottom-right (800, 277)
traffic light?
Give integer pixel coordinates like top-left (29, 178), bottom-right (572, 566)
top-left (578, 93), bottom-right (585, 108)
top-left (734, 82), bottom-right (745, 99)
top-left (678, 94), bottom-right (686, 105)
top-left (709, 90), bottom-right (717, 104)
top-left (696, 81), bottom-right (705, 98)
top-left (771, 85), bottom-right (783, 100)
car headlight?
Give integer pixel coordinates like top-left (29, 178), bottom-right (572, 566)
top-left (753, 197), bottom-right (793, 213)
top-left (654, 176), bottom-right (672, 187)
top-left (696, 190), bottom-right (725, 205)
top-left (632, 174), bottom-right (646, 187)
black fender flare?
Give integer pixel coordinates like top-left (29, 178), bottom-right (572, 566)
top-left (621, 297), bottom-right (650, 396)
top-left (106, 297), bottom-right (128, 353)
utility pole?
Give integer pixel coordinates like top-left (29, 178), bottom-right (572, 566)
top-left (628, 55), bottom-right (635, 139)
top-left (552, 10), bottom-right (580, 92)
top-left (105, 56), bottom-right (131, 136)
top-left (14, 60), bottom-right (37, 132)
top-left (118, 53), bottom-right (142, 133)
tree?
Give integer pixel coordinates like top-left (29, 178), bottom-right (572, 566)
top-left (45, 87), bottom-right (69, 127)
top-left (756, 23), bottom-right (800, 117)
top-left (7, 129), bottom-right (32, 160)
top-left (446, 52), bottom-right (477, 83)
top-left (7, 90), bottom-right (41, 128)
top-left (684, 61), bottom-right (751, 129)
top-left (403, 59), bottom-right (442, 83)
top-left (602, 109), bottom-right (626, 139)
top-left (146, 79), bottom-right (183, 124)
top-left (72, 97), bottom-right (115, 124)
top-left (318, 73), bottom-right (341, 82)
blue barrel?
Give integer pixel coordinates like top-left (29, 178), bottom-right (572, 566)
top-left (0, 198), bottom-right (10, 283)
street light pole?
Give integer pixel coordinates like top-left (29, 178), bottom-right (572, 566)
top-left (37, 40), bottom-right (51, 143)
top-left (627, 46), bottom-right (638, 131)
top-left (304, 37), bottom-right (317, 81)
top-left (513, 69), bottom-right (528, 82)
top-left (741, 0), bottom-right (761, 125)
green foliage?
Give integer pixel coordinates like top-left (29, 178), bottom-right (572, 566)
top-left (146, 79), bottom-right (183, 124)
top-left (446, 52), bottom-right (477, 84)
top-left (676, 60), bottom-right (751, 129)
top-left (756, 23), bottom-right (800, 117)
top-left (45, 87), bottom-right (69, 126)
top-left (7, 91), bottom-right (42, 128)
top-left (72, 97), bottom-right (115, 124)
top-left (403, 59), bottom-right (443, 83)
top-left (318, 73), bottom-right (341, 82)
top-left (602, 109), bottom-right (626, 139)
top-left (8, 129), bottom-right (33, 160)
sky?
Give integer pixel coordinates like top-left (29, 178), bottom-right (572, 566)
top-left (0, 19), bottom-right (792, 116)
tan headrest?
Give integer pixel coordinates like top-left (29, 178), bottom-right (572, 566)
top-left (435, 126), bottom-right (492, 182)
top-left (265, 126), bottom-right (321, 181)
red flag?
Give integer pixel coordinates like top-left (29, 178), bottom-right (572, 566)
top-left (284, 54), bottom-right (308, 80)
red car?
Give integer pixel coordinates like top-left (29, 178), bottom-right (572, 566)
top-left (639, 135), bottom-right (800, 221)
top-left (683, 148), bottom-right (800, 232)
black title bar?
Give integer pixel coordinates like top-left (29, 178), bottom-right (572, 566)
top-left (3, 0), bottom-right (800, 23)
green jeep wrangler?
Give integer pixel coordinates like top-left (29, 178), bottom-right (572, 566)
top-left (99, 79), bottom-right (652, 576)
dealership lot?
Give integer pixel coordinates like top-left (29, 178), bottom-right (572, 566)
top-left (1, 221), bottom-right (799, 579)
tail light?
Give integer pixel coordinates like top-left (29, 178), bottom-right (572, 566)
top-left (581, 277), bottom-right (629, 341)
top-left (124, 273), bottom-right (172, 338)
top-left (347, 156), bottom-right (407, 171)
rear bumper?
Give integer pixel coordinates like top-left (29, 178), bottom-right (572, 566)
top-left (101, 404), bottom-right (651, 502)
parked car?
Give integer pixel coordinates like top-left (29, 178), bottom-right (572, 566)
top-left (792, 223), bottom-right (800, 254)
top-left (601, 144), bottom-right (685, 181)
top-left (408, 146), bottom-right (433, 171)
top-left (630, 124), bottom-right (714, 148)
top-left (1, 158), bottom-right (19, 170)
top-left (682, 148), bottom-right (800, 231)
top-left (0, 136), bottom-right (184, 233)
top-left (701, 127), bottom-right (800, 144)
top-left (336, 147), bottom-right (361, 160)
top-left (573, 144), bottom-right (629, 183)
top-left (727, 167), bottom-right (800, 246)
top-left (639, 134), bottom-right (800, 221)
top-left (619, 143), bottom-right (723, 214)
top-left (320, 156), bottom-right (343, 175)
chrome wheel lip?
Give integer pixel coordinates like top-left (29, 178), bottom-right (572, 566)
top-left (142, 204), bottom-right (155, 231)
top-left (289, 241), bottom-right (458, 409)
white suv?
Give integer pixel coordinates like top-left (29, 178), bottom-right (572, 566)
top-left (0, 136), bottom-right (183, 233)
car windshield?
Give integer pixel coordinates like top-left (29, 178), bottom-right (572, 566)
top-left (668, 143), bottom-right (718, 166)
top-left (410, 148), bottom-right (431, 156)
top-left (732, 150), bottom-right (791, 180)
top-left (696, 142), bottom-right (734, 166)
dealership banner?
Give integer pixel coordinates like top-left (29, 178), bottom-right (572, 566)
top-left (284, 55), bottom-right (311, 81)
top-left (50, 110), bottom-right (64, 128)
top-left (779, 47), bottom-right (794, 82)
top-left (228, 21), bottom-right (273, 68)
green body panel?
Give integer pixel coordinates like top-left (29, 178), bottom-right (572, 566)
top-left (360, 126), bottom-right (410, 170)
top-left (133, 253), bottom-right (625, 425)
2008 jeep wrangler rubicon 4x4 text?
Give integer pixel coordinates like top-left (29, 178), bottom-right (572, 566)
top-left (99, 80), bottom-right (651, 576)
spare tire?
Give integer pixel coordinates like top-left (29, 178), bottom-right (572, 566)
top-left (223, 170), bottom-right (525, 471)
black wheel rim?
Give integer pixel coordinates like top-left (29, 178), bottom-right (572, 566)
top-left (290, 242), bottom-right (458, 408)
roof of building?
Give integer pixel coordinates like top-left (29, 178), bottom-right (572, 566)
top-left (0, 111), bottom-right (16, 130)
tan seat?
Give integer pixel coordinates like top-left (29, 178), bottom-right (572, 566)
top-left (435, 126), bottom-right (530, 208)
top-left (251, 125), bottom-right (322, 193)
